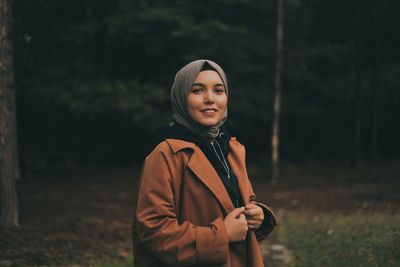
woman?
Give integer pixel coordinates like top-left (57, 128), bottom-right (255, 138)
top-left (132, 59), bottom-right (276, 267)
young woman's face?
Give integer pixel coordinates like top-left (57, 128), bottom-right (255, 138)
top-left (187, 70), bottom-right (228, 127)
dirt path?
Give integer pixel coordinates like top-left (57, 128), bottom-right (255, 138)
top-left (260, 209), bottom-right (293, 267)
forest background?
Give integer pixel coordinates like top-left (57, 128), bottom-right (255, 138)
top-left (14, 0), bottom-right (400, 164)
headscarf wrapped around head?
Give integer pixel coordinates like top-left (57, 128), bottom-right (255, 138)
top-left (171, 59), bottom-right (229, 140)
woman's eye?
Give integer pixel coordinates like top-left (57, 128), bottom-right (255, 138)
top-left (191, 88), bottom-right (203, 94)
top-left (214, 88), bottom-right (225, 94)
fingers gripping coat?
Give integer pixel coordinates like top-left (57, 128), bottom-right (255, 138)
top-left (133, 138), bottom-right (276, 267)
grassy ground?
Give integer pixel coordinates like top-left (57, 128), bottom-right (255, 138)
top-left (277, 212), bottom-right (400, 267)
top-left (248, 160), bottom-right (400, 267)
top-left (1, 160), bottom-right (399, 266)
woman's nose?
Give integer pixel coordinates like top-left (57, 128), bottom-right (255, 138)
top-left (204, 89), bottom-right (215, 103)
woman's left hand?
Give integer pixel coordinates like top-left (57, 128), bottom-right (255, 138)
top-left (243, 203), bottom-right (264, 230)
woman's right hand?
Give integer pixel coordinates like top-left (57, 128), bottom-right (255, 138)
top-left (224, 207), bottom-right (248, 242)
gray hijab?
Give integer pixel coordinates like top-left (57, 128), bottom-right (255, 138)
top-left (171, 59), bottom-right (229, 140)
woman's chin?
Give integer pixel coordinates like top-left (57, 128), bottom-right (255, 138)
top-left (196, 119), bottom-right (220, 128)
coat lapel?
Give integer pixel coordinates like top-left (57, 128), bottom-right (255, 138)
top-left (228, 140), bottom-right (250, 206)
top-left (187, 146), bottom-right (235, 214)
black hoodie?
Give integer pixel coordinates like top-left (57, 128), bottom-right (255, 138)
top-left (151, 123), bottom-right (244, 208)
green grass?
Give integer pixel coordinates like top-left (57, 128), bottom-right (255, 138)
top-left (277, 212), bottom-right (400, 267)
top-left (96, 257), bottom-right (133, 267)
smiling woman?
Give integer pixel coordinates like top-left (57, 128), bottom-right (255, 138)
top-left (132, 59), bottom-right (276, 267)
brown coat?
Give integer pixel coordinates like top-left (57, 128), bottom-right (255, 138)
top-left (133, 138), bottom-right (276, 267)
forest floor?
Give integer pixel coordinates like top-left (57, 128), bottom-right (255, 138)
top-left (1, 160), bottom-right (400, 266)
top-left (251, 160), bottom-right (400, 267)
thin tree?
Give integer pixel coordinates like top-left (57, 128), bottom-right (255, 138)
top-left (271, 0), bottom-right (284, 185)
top-left (370, 0), bottom-right (380, 159)
top-left (353, 0), bottom-right (363, 165)
top-left (0, 0), bottom-right (19, 227)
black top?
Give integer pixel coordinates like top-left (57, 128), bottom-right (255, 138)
top-left (152, 123), bottom-right (244, 208)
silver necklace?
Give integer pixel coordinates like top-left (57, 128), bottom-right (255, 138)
top-left (211, 140), bottom-right (231, 179)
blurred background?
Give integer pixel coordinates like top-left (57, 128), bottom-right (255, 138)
top-left (13, 0), bottom-right (400, 165)
top-left (1, 0), bottom-right (400, 266)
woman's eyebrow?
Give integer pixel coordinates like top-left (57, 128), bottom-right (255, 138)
top-left (191, 83), bottom-right (225, 87)
top-left (191, 83), bottom-right (205, 87)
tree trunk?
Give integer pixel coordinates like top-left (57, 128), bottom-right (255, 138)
top-left (353, 0), bottom-right (363, 165)
top-left (370, 0), bottom-right (380, 159)
top-left (0, 0), bottom-right (19, 227)
top-left (271, 0), bottom-right (284, 185)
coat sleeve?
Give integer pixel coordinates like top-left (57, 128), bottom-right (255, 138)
top-left (247, 178), bottom-right (277, 240)
top-left (135, 146), bottom-right (229, 266)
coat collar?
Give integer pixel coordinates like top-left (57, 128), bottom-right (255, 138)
top-left (165, 138), bottom-right (250, 214)
top-left (166, 138), bottom-right (196, 153)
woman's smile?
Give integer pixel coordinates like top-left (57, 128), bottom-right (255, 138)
top-left (201, 108), bottom-right (218, 116)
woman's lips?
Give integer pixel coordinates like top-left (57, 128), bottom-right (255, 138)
top-left (201, 109), bottom-right (218, 116)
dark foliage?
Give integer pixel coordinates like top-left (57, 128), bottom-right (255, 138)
top-left (12, 0), bottom-right (400, 163)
